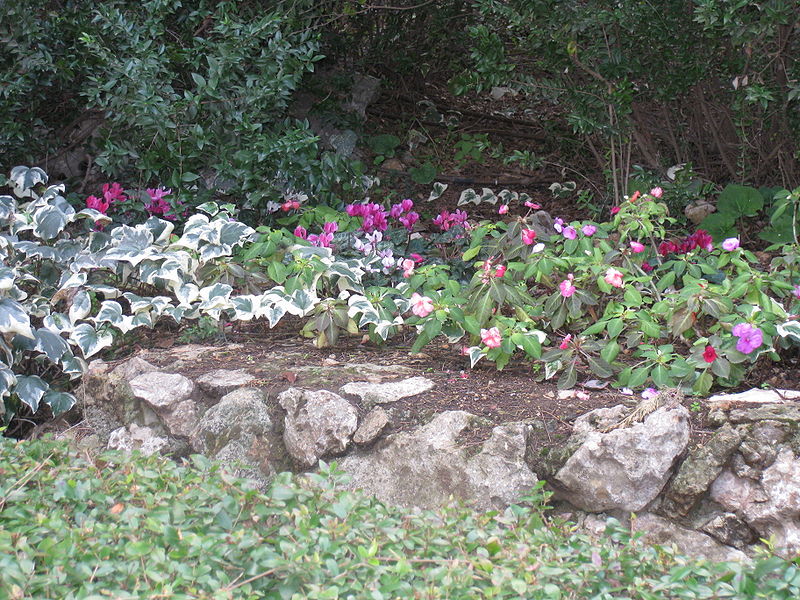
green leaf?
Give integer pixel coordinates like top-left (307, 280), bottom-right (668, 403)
top-left (607, 318), bottom-right (624, 339)
top-left (557, 362), bottom-right (577, 389)
top-left (717, 184), bottom-right (763, 218)
top-left (70, 323), bottom-right (114, 357)
top-left (14, 375), bottom-right (49, 412)
top-left (462, 246), bottom-right (481, 262)
top-left (623, 287), bottom-right (642, 306)
top-left (600, 340), bottom-right (620, 363)
top-left (587, 355), bottom-right (613, 378)
top-left (43, 391), bottom-right (76, 415)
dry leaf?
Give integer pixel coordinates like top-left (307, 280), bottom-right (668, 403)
top-left (281, 371), bottom-right (298, 383)
top-left (110, 503), bottom-right (124, 515)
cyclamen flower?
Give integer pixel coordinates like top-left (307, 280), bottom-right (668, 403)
top-left (604, 268), bottom-right (624, 288)
top-left (581, 225), bottom-right (597, 236)
top-left (559, 334), bottom-right (572, 350)
top-left (641, 261), bottom-right (653, 273)
top-left (410, 253), bottom-right (424, 264)
top-left (722, 237), bottom-right (740, 251)
top-left (322, 221), bottom-right (338, 235)
top-left (410, 293), bottom-right (434, 318)
top-left (524, 201), bottom-right (541, 209)
top-left (145, 187), bottom-right (174, 219)
top-left (703, 345), bottom-right (717, 363)
top-left (498, 204), bottom-right (509, 215)
top-left (293, 225), bottom-right (308, 239)
top-left (793, 284), bottom-right (800, 299)
top-left (103, 182), bottom-right (126, 203)
top-left (399, 211), bottom-right (419, 231)
top-left (86, 195), bottom-right (110, 214)
top-left (732, 323), bottom-right (763, 354)
top-left (650, 187), bottom-right (663, 198)
top-left (630, 241), bottom-right (645, 253)
top-left (562, 226), bottom-right (577, 240)
top-left (480, 327), bottom-right (502, 349)
top-left (281, 200), bottom-right (300, 211)
top-left (522, 229), bottom-right (537, 245)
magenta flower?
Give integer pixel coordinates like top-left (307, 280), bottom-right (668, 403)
top-left (480, 327), bottom-right (502, 349)
top-left (630, 241), bottom-right (645, 253)
top-left (498, 204), bottom-right (509, 215)
top-left (524, 201), bottom-right (541, 209)
top-left (322, 221), bottom-right (338, 235)
top-left (642, 387), bottom-right (659, 400)
top-left (293, 225), bottom-right (308, 239)
top-left (559, 334), bottom-right (572, 350)
top-left (559, 276), bottom-right (576, 297)
top-left (793, 285), bottom-right (800, 299)
top-left (522, 228), bottom-right (537, 245)
top-left (604, 268), bottom-right (624, 288)
top-left (722, 237), bottom-right (740, 251)
top-left (581, 224), bottom-right (597, 236)
top-left (732, 323), bottom-right (763, 354)
top-left (410, 293), bottom-right (434, 317)
top-left (562, 226), bottom-right (577, 240)
top-left (86, 195), bottom-right (110, 214)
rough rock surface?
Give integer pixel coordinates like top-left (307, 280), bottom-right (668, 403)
top-left (700, 513), bottom-right (756, 549)
top-left (279, 388), bottom-right (358, 467)
top-left (107, 424), bottom-right (169, 456)
top-left (192, 388), bottom-right (281, 482)
top-left (129, 372), bottom-right (195, 412)
top-left (555, 405), bottom-right (690, 512)
top-left (340, 376), bottom-right (434, 405)
top-left (353, 407), bottom-right (389, 445)
top-left (664, 423), bottom-right (744, 516)
top-left (195, 369), bottom-right (256, 399)
top-left (339, 411), bottom-right (537, 511)
top-left (712, 448), bottom-right (800, 557)
top-left (631, 513), bottom-right (749, 563)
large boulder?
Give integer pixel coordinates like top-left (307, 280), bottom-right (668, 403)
top-left (339, 411), bottom-right (538, 511)
top-left (554, 404), bottom-right (690, 512)
top-left (191, 387), bottom-right (283, 484)
top-left (279, 388), bottom-right (359, 468)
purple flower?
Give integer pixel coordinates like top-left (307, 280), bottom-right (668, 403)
top-left (553, 218), bottom-right (564, 233)
top-left (562, 226), bottom-right (577, 240)
top-left (322, 221), bottom-right (338, 235)
top-left (581, 224), bottom-right (597, 236)
top-left (722, 237), bottom-right (740, 251)
top-left (732, 323), bottom-right (763, 354)
top-left (293, 225), bottom-right (307, 239)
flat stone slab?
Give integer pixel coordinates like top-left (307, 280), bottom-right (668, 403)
top-left (708, 388), bottom-right (800, 409)
top-left (196, 369), bottom-right (256, 398)
top-left (728, 404), bottom-right (800, 424)
top-left (340, 376), bottom-right (434, 404)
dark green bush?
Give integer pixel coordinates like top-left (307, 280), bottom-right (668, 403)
top-left (2, 437), bottom-right (800, 599)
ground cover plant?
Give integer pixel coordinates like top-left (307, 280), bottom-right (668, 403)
top-left (2, 436), bottom-right (800, 599)
top-left (4, 165), bottom-right (800, 428)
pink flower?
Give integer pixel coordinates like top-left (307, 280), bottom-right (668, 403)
top-left (793, 285), bottom-right (800, 299)
top-left (480, 327), bottom-right (502, 349)
top-left (562, 226), bottom-right (577, 240)
top-left (293, 225), bottom-right (308, 239)
top-left (604, 268), bottom-right (624, 288)
top-left (650, 187), bottom-right (663, 198)
top-left (630, 241), bottom-right (645, 253)
top-left (559, 277), bottom-right (576, 297)
top-left (86, 195), bottom-right (110, 214)
top-left (722, 237), bottom-right (740, 251)
top-left (494, 265), bottom-right (507, 278)
top-left (399, 211), bottom-right (419, 231)
top-left (559, 334), bottom-right (572, 350)
top-left (322, 221), bottom-right (338, 235)
top-left (498, 204), bottom-right (509, 215)
top-left (103, 182), bottom-right (127, 204)
top-left (522, 228), bottom-right (537, 245)
top-left (553, 218), bottom-right (564, 233)
top-left (401, 258), bottom-right (415, 278)
top-left (524, 201), bottom-right (541, 209)
top-left (410, 253), bottom-right (424, 264)
top-left (610, 206), bottom-right (621, 215)
top-left (581, 225), bottom-right (597, 236)
top-left (642, 387), bottom-right (658, 400)
top-left (145, 187), bottom-right (174, 218)
top-left (641, 261), bottom-right (653, 273)
top-left (732, 323), bottom-right (763, 354)
top-left (410, 293), bottom-right (434, 318)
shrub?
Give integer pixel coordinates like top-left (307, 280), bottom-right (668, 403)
top-left (2, 437), bottom-right (800, 598)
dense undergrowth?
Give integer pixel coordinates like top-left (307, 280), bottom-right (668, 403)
top-left (2, 437), bottom-right (800, 599)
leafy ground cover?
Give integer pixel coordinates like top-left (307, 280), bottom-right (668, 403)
top-left (2, 436), bottom-right (800, 599)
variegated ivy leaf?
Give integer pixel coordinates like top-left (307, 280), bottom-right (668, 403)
top-left (0, 194), bottom-right (17, 219)
top-left (122, 292), bottom-right (153, 313)
top-left (0, 366), bottom-right (17, 398)
top-left (85, 284), bottom-right (121, 298)
top-left (33, 205), bottom-right (69, 240)
top-left (175, 283), bottom-right (200, 306)
top-left (162, 305), bottom-right (188, 323)
top-left (70, 323), bottom-right (113, 357)
top-left (69, 290), bottom-right (92, 322)
top-left (58, 271), bottom-right (88, 290)
top-left (195, 201), bottom-right (220, 216)
top-left (13, 240), bottom-right (59, 260)
top-left (14, 374), bottom-right (49, 412)
top-left (10, 165), bottom-right (47, 198)
top-left (0, 267), bottom-right (16, 290)
top-left (138, 257), bottom-right (187, 287)
top-left (60, 352), bottom-right (88, 380)
top-left (263, 301), bottom-right (288, 328)
top-left (217, 220), bottom-right (254, 248)
top-left (777, 320), bottom-right (800, 343)
top-left (142, 216), bottom-right (175, 244)
top-left (44, 312), bottom-right (73, 334)
top-left (199, 243), bottom-right (231, 262)
top-left (77, 208), bottom-right (113, 227)
top-left (34, 328), bottom-right (69, 363)
top-left (468, 346), bottom-right (485, 368)
top-left (373, 317), bottom-right (403, 341)
top-left (44, 390), bottom-right (76, 415)
top-left (95, 300), bottom-right (124, 325)
top-left (0, 298), bottom-right (34, 338)
top-left (231, 295), bottom-right (259, 320)
top-left (105, 225), bottom-right (156, 265)
top-left (198, 283), bottom-right (233, 311)
top-left (427, 182), bottom-right (448, 202)
top-left (286, 288), bottom-right (318, 316)
top-left (347, 295), bottom-right (381, 326)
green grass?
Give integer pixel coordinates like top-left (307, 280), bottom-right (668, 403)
top-left (1, 437), bottom-right (799, 599)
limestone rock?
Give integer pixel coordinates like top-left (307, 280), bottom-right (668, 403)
top-left (107, 424), bottom-right (168, 456)
top-left (530, 210), bottom-right (555, 241)
top-left (738, 421), bottom-right (789, 468)
top-left (554, 405), bottom-right (690, 512)
top-left (340, 376), bottom-right (434, 405)
top-left (339, 411), bottom-right (538, 511)
top-left (196, 369), bottom-right (256, 399)
top-left (708, 388), bottom-right (800, 410)
top-left (353, 407), bottom-right (389, 445)
top-left (192, 388), bottom-right (281, 483)
top-left (701, 513), bottom-right (756, 549)
top-left (728, 404), bottom-right (800, 424)
top-left (631, 513), bottom-right (748, 563)
top-left (684, 200), bottom-right (716, 225)
top-left (279, 388), bottom-right (358, 467)
top-left (159, 399), bottom-right (199, 438)
top-left (129, 372), bottom-right (194, 412)
top-left (664, 423), bottom-right (744, 516)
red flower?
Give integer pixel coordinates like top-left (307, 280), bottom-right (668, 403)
top-left (703, 345), bottom-right (717, 363)
top-left (629, 190), bottom-right (641, 203)
top-left (610, 206), bottom-right (621, 215)
top-left (641, 261), bottom-right (653, 273)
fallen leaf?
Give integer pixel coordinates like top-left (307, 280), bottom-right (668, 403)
top-left (281, 371), bottom-right (298, 383)
top-left (583, 379), bottom-right (608, 390)
top-left (110, 503), bottom-right (124, 514)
